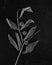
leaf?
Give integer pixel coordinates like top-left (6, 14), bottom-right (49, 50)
top-left (20, 19), bottom-right (34, 30)
top-left (27, 30), bottom-right (40, 41)
top-left (6, 18), bottom-right (18, 30)
top-left (15, 32), bottom-right (22, 50)
top-left (19, 7), bottom-right (33, 19)
top-left (24, 7), bottom-right (33, 13)
top-left (8, 34), bottom-right (19, 51)
top-left (24, 26), bottom-right (37, 41)
top-left (22, 40), bottom-right (39, 54)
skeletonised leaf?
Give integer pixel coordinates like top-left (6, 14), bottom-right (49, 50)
top-left (15, 32), bottom-right (22, 50)
top-left (6, 18), bottom-right (18, 30)
top-left (19, 7), bottom-right (33, 19)
top-left (8, 34), bottom-right (19, 51)
top-left (22, 40), bottom-right (39, 54)
top-left (24, 26), bottom-right (37, 41)
top-left (20, 19), bottom-right (34, 30)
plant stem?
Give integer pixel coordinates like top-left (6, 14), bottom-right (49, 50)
top-left (15, 43), bottom-right (24, 65)
top-left (15, 10), bottom-right (25, 65)
top-left (17, 10), bottom-right (23, 43)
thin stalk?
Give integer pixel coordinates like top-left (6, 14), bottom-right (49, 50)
top-left (15, 43), bottom-right (24, 65)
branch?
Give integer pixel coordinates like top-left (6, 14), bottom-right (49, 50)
top-left (17, 10), bottom-right (23, 43)
top-left (24, 26), bottom-right (37, 41)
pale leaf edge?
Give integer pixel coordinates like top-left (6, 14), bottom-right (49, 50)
top-left (8, 34), bottom-right (19, 51)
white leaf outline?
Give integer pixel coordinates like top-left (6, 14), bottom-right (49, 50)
top-left (15, 32), bottom-right (22, 50)
top-left (22, 40), bottom-right (39, 54)
top-left (6, 18), bottom-right (18, 30)
top-left (19, 7), bottom-right (33, 19)
top-left (8, 34), bottom-right (19, 51)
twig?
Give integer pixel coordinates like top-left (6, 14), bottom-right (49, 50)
top-left (15, 42), bottom-right (24, 65)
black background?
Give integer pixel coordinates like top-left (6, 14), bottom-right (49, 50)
top-left (0, 0), bottom-right (52, 65)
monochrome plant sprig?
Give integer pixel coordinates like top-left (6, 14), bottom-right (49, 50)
top-left (6, 7), bottom-right (40, 65)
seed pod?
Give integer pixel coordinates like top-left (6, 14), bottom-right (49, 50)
top-left (22, 7), bottom-right (33, 13)
top-left (8, 34), bottom-right (19, 51)
top-left (22, 31), bottom-right (27, 36)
